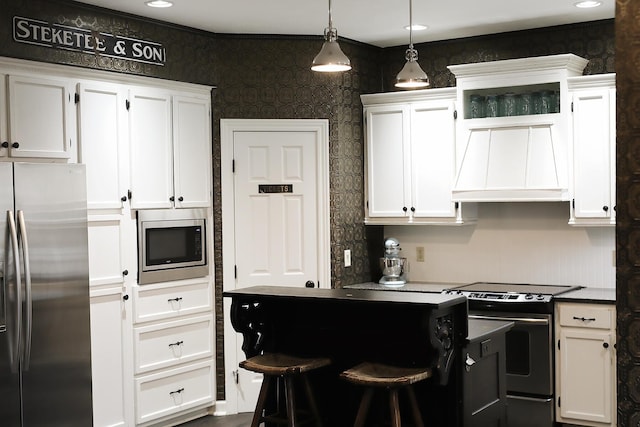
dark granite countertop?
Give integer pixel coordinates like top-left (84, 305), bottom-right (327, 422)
top-left (344, 281), bottom-right (464, 293)
top-left (224, 285), bottom-right (467, 308)
top-left (467, 319), bottom-right (514, 343)
top-left (554, 287), bottom-right (616, 304)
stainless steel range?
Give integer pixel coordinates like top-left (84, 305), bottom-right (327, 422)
top-left (443, 282), bottom-right (581, 427)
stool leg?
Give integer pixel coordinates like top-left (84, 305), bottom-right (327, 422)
top-left (302, 374), bottom-right (323, 427)
top-left (389, 388), bottom-right (401, 427)
top-left (406, 386), bottom-right (425, 427)
top-left (354, 388), bottom-right (374, 427)
top-left (284, 376), bottom-right (297, 427)
top-left (252, 375), bottom-right (273, 427)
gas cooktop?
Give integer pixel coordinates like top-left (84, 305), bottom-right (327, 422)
top-left (443, 282), bottom-right (582, 303)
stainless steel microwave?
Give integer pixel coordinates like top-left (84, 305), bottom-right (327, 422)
top-left (137, 209), bottom-right (208, 284)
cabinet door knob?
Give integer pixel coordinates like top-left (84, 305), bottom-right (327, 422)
top-left (178, 196), bottom-right (184, 202)
top-left (603, 206), bottom-right (609, 212)
top-left (603, 342), bottom-right (609, 349)
top-left (1, 142), bottom-right (8, 148)
top-left (121, 195), bottom-right (128, 202)
top-left (411, 207), bottom-right (416, 212)
top-left (122, 269), bottom-right (129, 276)
top-left (11, 142), bottom-right (19, 149)
top-left (402, 207), bottom-right (408, 213)
top-left (122, 294), bottom-right (129, 301)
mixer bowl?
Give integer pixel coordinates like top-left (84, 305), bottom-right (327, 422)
top-left (380, 257), bottom-right (406, 278)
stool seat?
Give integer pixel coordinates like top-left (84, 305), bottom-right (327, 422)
top-left (340, 362), bottom-right (432, 387)
top-left (240, 353), bottom-right (331, 376)
top-left (240, 353), bottom-right (330, 427)
top-left (340, 362), bottom-right (432, 427)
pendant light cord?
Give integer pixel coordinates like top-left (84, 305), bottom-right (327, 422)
top-left (409, 0), bottom-right (413, 49)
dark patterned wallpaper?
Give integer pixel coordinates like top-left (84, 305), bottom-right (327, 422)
top-left (0, 0), bottom-right (624, 408)
top-left (615, 1), bottom-right (639, 426)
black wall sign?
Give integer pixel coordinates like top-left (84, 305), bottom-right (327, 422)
top-left (258, 184), bottom-right (293, 194)
top-left (13, 16), bottom-right (166, 66)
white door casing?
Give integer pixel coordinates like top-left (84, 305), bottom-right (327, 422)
top-left (220, 119), bottom-right (330, 415)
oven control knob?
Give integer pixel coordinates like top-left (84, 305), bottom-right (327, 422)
top-left (525, 293), bottom-right (534, 300)
top-left (536, 294), bottom-right (544, 300)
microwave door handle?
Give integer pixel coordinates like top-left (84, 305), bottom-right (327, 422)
top-left (17, 211), bottom-right (32, 370)
top-left (7, 210), bottom-right (22, 372)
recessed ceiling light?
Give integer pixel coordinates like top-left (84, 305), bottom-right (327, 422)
top-left (145, 0), bottom-right (173, 8)
top-left (574, 1), bottom-right (602, 8)
top-left (404, 24), bottom-right (428, 31)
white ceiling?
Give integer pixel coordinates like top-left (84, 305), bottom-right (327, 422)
top-left (72, 0), bottom-right (615, 48)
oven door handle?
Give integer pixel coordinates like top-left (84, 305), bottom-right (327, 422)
top-left (469, 314), bottom-right (550, 325)
top-left (507, 394), bottom-right (553, 403)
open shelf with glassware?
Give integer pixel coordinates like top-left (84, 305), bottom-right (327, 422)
top-left (462, 82), bottom-right (561, 120)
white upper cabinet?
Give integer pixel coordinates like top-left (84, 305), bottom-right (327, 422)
top-left (364, 103), bottom-right (409, 218)
top-left (78, 82), bottom-right (130, 210)
top-left (362, 88), bottom-right (475, 225)
top-left (172, 95), bottom-right (212, 209)
top-left (129, 88), bottom-right (175, 209)
top-left (129, 89), bottom-right (211, 209)
top-left (568, 74), bottom-right (616, 226)
top-left (5, 74), bottom-right (74, 159)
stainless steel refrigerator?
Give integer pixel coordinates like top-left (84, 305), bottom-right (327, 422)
top-left (0, 163), bottom-right (92, 426)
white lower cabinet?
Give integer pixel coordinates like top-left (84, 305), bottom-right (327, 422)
top-left (90, 286), bottom-right (134, 427)
top-left (555, 302), bottom-right (616, 427)
top-left (132, 279), bottom-right (215, 426)
top-left (134, 360), bottom-right (215, 425)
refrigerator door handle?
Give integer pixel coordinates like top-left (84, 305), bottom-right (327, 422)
top-left (17, 210), bottom-right (32, 370)
top-left (7, 210), bottom-right (22, 372)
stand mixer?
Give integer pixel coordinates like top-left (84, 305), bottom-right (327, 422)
top-left (379, 237), bottom-right (407, 287)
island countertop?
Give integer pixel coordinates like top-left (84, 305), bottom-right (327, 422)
top-left (224, 285), bottom-right (467, 308)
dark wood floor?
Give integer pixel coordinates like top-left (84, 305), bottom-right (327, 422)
top-left (177, 413), bottom-right (253, 427)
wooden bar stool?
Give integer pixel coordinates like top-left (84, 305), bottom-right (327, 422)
top-left (239, 353), bottom-right (331, 427)
top-left (340, 362), bottom-right (432, 427)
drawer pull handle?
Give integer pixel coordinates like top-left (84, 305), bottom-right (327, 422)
top-left (169, 388), bottom-right (184, 396)
top-left (169, 340), bottom-right (184, 348)
top-left (168, 297), bottom-right (183, 303)
top-left (573, 316), bottom-right (596, 322)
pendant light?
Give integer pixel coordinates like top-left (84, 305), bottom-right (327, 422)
top-left (395, 0), bottom-right (429, 89)
top-left (311, 0), bottom-right (352, 72)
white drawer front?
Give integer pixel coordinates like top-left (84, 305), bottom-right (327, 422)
top-left (135, 360), bottom-right (214, 425)
top-left (558, 303), bottom-right (614, 329)
top-left (133, 279), bottom-right (212, 324)
top-left (134, 314), bottom-right (213, 374)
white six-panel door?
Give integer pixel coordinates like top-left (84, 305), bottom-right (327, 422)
top-left (220, 119), bottom-right (330, 415)
top-left (233, 131), bottom-right (318, 287)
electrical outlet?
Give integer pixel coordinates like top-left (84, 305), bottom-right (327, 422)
top-left (344, 249), bottom-right (351, 267)
top-left (416, 246), bottom-right (425, 262)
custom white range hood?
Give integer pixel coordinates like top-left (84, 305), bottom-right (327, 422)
top-left (448, 54), bottom-right (589, 202)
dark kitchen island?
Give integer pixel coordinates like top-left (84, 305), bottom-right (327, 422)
top-left (224, 286), bottom-right (468, 426)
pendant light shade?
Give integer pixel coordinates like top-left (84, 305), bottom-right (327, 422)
top-left (311, 0), bottom-right (351, 72)
top-left (395, 0), bottom-right (429, 89)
